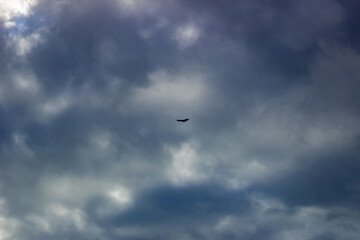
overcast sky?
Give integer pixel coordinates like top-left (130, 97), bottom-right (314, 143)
top-left (1, 0), bottom-right (360, 239)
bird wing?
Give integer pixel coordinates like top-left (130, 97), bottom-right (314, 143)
top-left (177, 119), bottom-right (189, 122)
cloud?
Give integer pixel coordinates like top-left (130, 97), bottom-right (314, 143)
top-left (0, 0), bottom-right (39, 21)
top-left (1, 0), bottom-right (360, 239)
top-left (127, 69), bottom-right (212, 116)
top-left (166, 141), bottom-right (205, 185)
top-left (116, 0), bottom-right (163, 17)
top-left (7, 30), bottom-right (44, 57)
top-left (1, 1), bottom-right (46, 59)
top-left (173, 23), bottom-right (201, 49)
top-left (311, 45), bottom-right (360, 111)
top-left (0, 198), bottom-right (19, 240)
top-left (273, 0), bottom-right (344, 50)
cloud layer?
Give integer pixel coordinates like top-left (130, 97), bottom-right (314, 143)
top-left (1, 0), bottom-right (360, 239)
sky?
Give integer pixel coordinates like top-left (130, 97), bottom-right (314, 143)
top-left (1, 0), bottom-right (360, 239)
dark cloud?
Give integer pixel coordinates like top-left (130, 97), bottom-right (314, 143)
top-left (1, 0), bottom-right (360, 239)
top-left (107, 184), bottom-right (250, 225)
top-left (253, 145), bottom-right (360, 207)
top-left (339, 0), bottom-right (360, 50)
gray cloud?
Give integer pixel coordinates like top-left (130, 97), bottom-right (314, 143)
top-left (1, 0), bottom-right (360, 239)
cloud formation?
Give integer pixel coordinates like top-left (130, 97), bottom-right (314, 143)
top-left (1, 0), bottom-right (360, 239)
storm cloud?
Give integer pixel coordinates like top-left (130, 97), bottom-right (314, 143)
top-left (1, 0), bottom-right (360, 239)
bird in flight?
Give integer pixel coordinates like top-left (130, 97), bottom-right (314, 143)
top-left (177, 118), bottom-right (189, 122)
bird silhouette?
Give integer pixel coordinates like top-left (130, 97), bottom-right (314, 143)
top-left (177, 118), bottom-right (189, 122)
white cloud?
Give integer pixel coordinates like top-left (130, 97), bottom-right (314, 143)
top-left (7, 30), bottom-right (45, 57)
top-left (40, 174), bottom-right (134, 209)
top-left (39, 93), bottom-right (72, 119)
top-left (107, 186), bottom-right (132, 206)
top-left (0, 199), bottom-right (19, 240)
top-left (41, 176), bottom-right (102, 204)
top-left (47, 205), bottom-right (86, 230)
top-left (0, 0), bottom-right (38, 21)
top-left (13, 71), bottom-right (41, 94)
top-left (249, 193), bottom-right (285, 212)
top-left (173, 23), bottom-right (201, 49)
top-left (127, 69), bottom-right (211, 116)
top-left (4, 20), bottom-right (16, 28)
top-left (12, 132), bottom-right (35, 158)
top-left (1, 0), bottom-right (44, 58)
top-left (116, 0), bottom-right (163, 17)
top-left (37, 172), bottom-right (135, 229)
top-left (23, 203), bottom-right (104, 238)
top-left (166, 141), bottom-right (206, 185)
top-left (224, 160), bottom-right (269, 189)
top-left (213, 196), bottom-right (360, 240)
top-left (1, 0), bottom-right (46, 58)
top-left (0, 70), bottom-right (41, 110)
